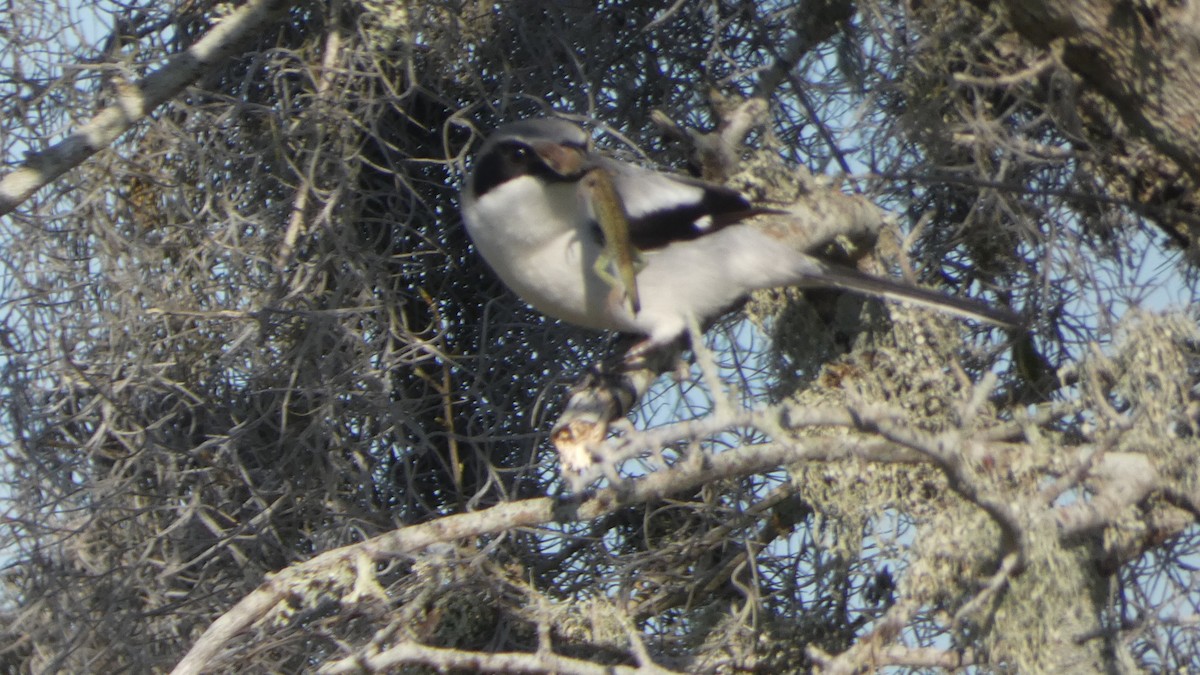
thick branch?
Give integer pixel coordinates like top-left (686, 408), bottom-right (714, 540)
top-left (174, 401), bottom-right (1195, 674)
top-left (1055, 452), bottom-right (1161, 537)
top-left (998, 0), bottom-right (1200, 181)
top-left (975, 0), bottom-right (1200, 246)
top-left (0, 0), bottom-right (292, 216)
top-left (320, 642), bottom-right (681, 675)
top-left (171, 428), bottom-right (913, 674)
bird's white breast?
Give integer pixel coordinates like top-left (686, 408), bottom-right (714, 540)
top-left (463, 176), bottom-right (633, 331)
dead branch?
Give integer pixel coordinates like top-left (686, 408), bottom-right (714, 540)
top-left (319, 640), bottom-right (682, 675)
top-left (0, 0), bottom-right (292, 215)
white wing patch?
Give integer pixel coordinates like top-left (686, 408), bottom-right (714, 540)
top-left (604, 159), bottom-right (707, 219)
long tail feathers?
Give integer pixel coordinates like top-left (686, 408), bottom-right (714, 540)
top-left (804, 264), bottom-right (1021, 329)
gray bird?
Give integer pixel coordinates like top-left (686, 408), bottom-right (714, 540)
top-left (460, 118), bottom-right (1016, 357)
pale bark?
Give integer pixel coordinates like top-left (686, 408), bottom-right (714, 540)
top-left (999, 0), bottom-right (1200, 244)
top-left (0, 0), bottom-right (291, 215)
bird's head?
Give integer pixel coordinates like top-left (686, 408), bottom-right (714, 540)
top-left (469, 118), bottom-right (591, 198)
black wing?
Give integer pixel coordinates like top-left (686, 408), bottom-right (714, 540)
top-left (598, 157), bottom-right (758, 251)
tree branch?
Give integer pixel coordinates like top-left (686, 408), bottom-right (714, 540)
top-left (174, 397), bottom-right (1194, 674)
top-left (0, 0), bottom-right (292, 216)
top-left (1055, 452), bottom-right (1161, 537)
top-left (998, 0), bottom-right (1200, 176)
top-left (319, 640), bottom-right (682, 675)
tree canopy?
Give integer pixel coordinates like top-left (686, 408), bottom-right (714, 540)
top-left (0, 1), bottom-right (1197, 672)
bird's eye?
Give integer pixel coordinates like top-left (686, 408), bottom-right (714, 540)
top-left (510, 146), bottom-right (530, 161)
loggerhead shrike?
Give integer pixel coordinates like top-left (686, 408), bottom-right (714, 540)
top-left (460, 118), bottom-right (1016, 357)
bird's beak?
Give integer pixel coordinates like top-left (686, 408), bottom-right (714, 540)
top-left (531, 141), bottom-right (587, 178)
